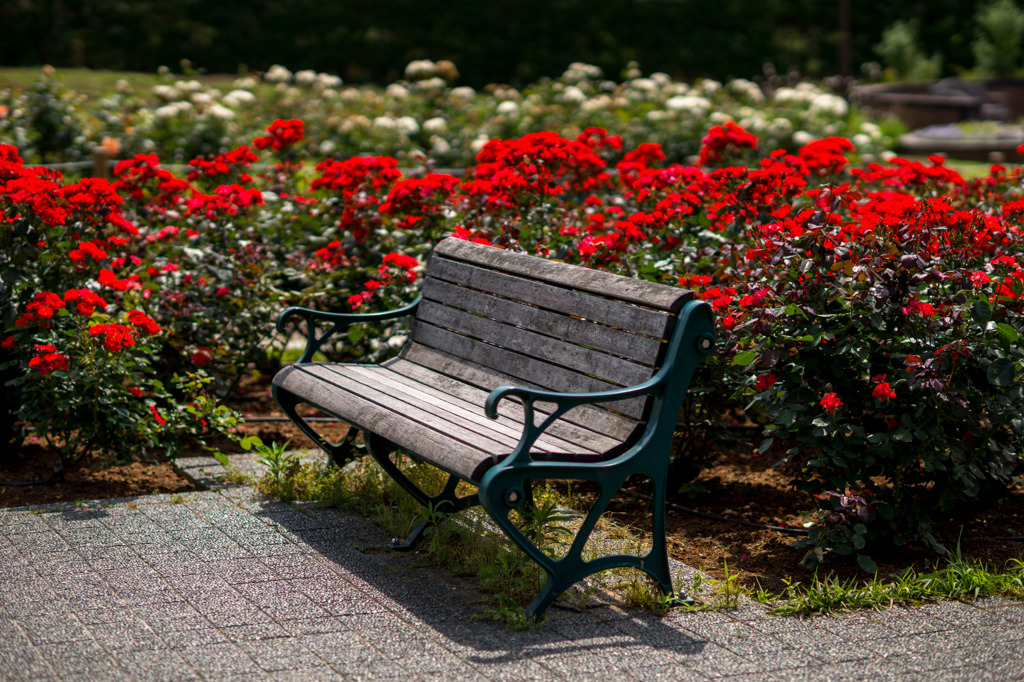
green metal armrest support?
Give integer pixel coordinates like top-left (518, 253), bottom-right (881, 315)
top-left (276, 296), bottom-right (422, 363)
top-left (273, 297), bottom-right (422, 463)
top-left (479, 299), bottom-right (715, 616)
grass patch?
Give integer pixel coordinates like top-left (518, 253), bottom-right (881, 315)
top-left (249, 445), bottom-right (1024, 624)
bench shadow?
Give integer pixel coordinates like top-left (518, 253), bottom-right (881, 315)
top-left (256, 499), bottom-right (708, 664)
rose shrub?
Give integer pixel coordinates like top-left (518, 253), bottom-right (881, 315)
top-left (3, 102), bottom-right (1023, 569)
top-left (0, 144), bottom-right (238, 472)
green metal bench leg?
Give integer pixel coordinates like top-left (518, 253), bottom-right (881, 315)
top-left (363, 432), bottom-right (480, 551)
top-left (480, 463), bottom-right (686, 619)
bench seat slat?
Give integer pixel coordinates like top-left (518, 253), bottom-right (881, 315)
top-left (416, 301), bottom-right (654, 389)
top-left (379, 358), bottom-right (625, 453)
top-left (434, 238), bottom-right (692, 313)
top-left (338, 364), bottom-right (605, 455)
top-left (410, 323), bottom-right (649, 420)
top-left (274, 364), bottom-right (613, 481)
top-left (421, 278), bottom-right (664, 365)
top-left (427, 256), bottom-right (673, 339)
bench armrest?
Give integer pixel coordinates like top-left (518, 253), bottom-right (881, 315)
top-left (484, 377), bottom-right (666, 467)
top-left (485, 299), bottom-right (715, 468)
top-left (277, 296), bottom-right (421, 363)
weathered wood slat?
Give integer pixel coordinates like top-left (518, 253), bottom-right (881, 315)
top-left (398, 336), bottom-right (649, 423)
top-left (390, 347), bottom-right (642, 441)
top-left (421, 277), bottom-right (664, 365)
top-left (274, 365), bottom-right (502, 481)
top-left (336, 364), bottom-right (600, 455)
top-left (375, 359), bottom-right (624, 453)
top-left (434, 238), bottom-right (694, 313)
top-left (426, 257), bottom-right (672, 339)
top-left (416, 301), bottom-right (654, 389)
top-left (411, 322), bottom-right (649, 420)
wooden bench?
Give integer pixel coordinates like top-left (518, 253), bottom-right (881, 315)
top-left (272, 237), bottom-right (715, 617)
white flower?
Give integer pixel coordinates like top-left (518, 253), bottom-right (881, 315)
top-left (154, 101), bottom-right (191, 120)
top-left (471, 134), bottom-right (490, 154)
top-left (852, 133), bottom-right (871, 148)
top-left (294, 70), bottom-right (317, 86)
top-left (339, 115), bottom-right (370, 133)
top-left (793, 130), bottom-right (815, 146)
top-left (386, 83), bottom-right (409, 99)
top-left (650, 72), bottom-right (671, 86)
top-left (265, 65), bottom-right (293, 83)
top-left (728, 78), bottom-right (765, 104)
top-left (223, 89), bottom-right (256, 108)
top-left (562, 62), bottom-right (602, 82)
top-left (174, 80), bottom-right (203, 93)
top-left (317, 73), bottom-right (343, 89)
top-left (665, 95), bottom-right (711, 112)
top-left (859, 122), bottom-right (882, 139)
top-left (191, 92), bottom-right (213, 106)
top-left (405, 59), bottom-right (437, 80)
top-left (581, 94), bottom-right (612, 112)
top-left (373, 116), bottom-right (398, 131)
top-left (395, 116), bottom-right (419, 135)
top-left (698, 79), bottom-right (722, 96)
top-left (709, 111), bottom-right (732, 124)
top-left (413, 77), bottom-right (447, 91)
top-left (319, 139), bottom-right (337, 155)
top-left (630, 78), bottom-right (657, 93)
top-left (204, 104), bottom-right (232, 119)
top-left (773, 87), bottom-right (816, 107)
top-left (430, 135), bottom-right (451, 155)
top-left (232, 76), bottom-right (258, 90)
top-left (739, 115), bottom-right (766, 133)
top-left (152, 85), bottom-right (178, 101)
top-left (810, 93), bottom-right (848, 118)
top-left (449, 86), bottom-right (475, 99)
top-left (646, 110), bottom-right (668, 122)
top-left (559, 86), bottom-right (587, 104)
top-left (769, 117), bottom-right (794, 136)
top-left (423, 117), bottom-right (448, 134)
top-left (496, 100), bottom-right (518, 115)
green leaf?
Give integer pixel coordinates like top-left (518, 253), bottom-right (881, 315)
top-left (732, 351), bottom-right (756, 366)
top-left (239, 435), bottom-right (264, 451)
top-left (997, 323), bottom-right (1020, 344)
top-left (987, 358), bottom-right (1015, 388)
top-left (857, 554), bottom-right (878, 573)
top-left (893, 427), bottom-right (913, 442)
top-left (852, 534), bottom-right (866, 550)
top-left (973, 298), bottom-right (992, 324)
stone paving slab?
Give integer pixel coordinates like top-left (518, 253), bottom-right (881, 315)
top-left (1, 456), bottom-right (1022, 681)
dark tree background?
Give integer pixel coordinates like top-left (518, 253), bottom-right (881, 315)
top-left (0, 0), bottom-right (983, 86)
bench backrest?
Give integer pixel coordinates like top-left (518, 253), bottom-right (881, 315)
top-left (399, 238), bottom-right (695, 441)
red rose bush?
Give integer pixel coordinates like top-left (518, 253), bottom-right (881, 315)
top-left (3, 115), bottom-right (1024, 571)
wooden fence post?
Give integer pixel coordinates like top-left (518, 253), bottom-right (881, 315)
top-left (92, 148), bottom-right (111, 178)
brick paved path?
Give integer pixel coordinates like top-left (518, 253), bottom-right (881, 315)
top-left (1, 455), bottom-right (1022, 681)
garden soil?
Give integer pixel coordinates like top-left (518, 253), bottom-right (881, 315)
top-left (3, 374), bottom-right (1024, 595)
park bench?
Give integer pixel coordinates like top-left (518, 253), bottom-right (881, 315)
top-left (272, 237), bottom-right (715, 617)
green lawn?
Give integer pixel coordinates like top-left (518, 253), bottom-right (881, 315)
top-left (0, 66), bottom-right (235, 99)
